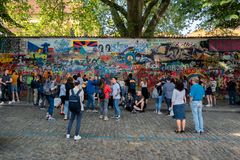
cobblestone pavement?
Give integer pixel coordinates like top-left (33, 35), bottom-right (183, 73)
top-left (0, 103), bottom-right (240, 160)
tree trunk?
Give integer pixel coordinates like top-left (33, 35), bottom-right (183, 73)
top-left (127, 0), bottom-right (144, 37)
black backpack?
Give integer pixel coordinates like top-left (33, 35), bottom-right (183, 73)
top-left (99, 87), bottom-right (105, 100)
top-left (69, 89), bottom-right (82, 113)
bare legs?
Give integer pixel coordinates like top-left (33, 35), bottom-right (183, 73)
top-left (133, 101), bottom-right (144, 111)
top-left (206, 95), bottom-right (213, 107)
top-left (12, 91), bottom-right (19, 102)
top-left (176, 119), bottom-right (186, 132)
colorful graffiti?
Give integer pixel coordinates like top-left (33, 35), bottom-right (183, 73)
top-left (0, 37), bottom-right (240, 88)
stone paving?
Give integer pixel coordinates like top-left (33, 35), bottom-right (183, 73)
top-left (0, 103), bottom-right (240, 160)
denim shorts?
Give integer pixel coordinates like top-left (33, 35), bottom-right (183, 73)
top-left (12, 85), bottom-right (18, 92)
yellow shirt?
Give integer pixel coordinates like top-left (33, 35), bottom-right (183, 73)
top-left (12, 74), bottom-right (19, 85)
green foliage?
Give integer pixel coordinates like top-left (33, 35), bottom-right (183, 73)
top-left (2, 0), bottom-right (240, 37)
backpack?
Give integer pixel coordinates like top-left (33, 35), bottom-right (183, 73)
top-left (117, 82), bottom-right (123, 97)
top-left (152, 87), bottom-right (159, 98)
top-left (69, 89), bottom-right (82, 113)
top-left (99, 87), bottom-right (105, 100)
top-left (129, 78), bottom-right (136, 90)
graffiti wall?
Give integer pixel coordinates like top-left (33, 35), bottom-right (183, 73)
top-left (0, 37), bottom-right (240, 88)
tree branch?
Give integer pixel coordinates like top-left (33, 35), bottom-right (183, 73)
top-left (142, 0), bottom-right (159, 26)
top-left (110, 8), bottom-right (128, 36)
top-left (144, 0), bottom-right (170, 37)
top-left (100, 0), bottom-right (127, 18)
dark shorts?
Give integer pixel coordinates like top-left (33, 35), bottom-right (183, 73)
top-left (173, 104), bottom-right (185, 120)
top-left (60, 96), bottom-right (66, 105)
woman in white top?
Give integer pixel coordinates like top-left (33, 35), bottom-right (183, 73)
top-left (170, 80), bottom-right (186, 133)
top-left (59, 79), bottom-right (67, 115)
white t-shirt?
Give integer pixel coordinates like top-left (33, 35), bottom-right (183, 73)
top-left (211, 80), bottom-right (217, 92)
top-left (172, 89), bottom-right (185, 105)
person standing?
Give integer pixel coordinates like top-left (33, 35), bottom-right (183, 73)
top-left (227, 77), bottom-right (237, 105)
top-left (1, 70), bottom-right (13, 104)
top-left (11, 71), bottom-right (20, 102)
top-left (125, 73), bottom-right (136, 98)
top-left (64, 77), bottom-right (74, 120)
top-left (162, 77), bottom-right (175, 115)
top-left (205, 80), bottom-right (213, 107)
top-left (59, 79), bottom-right (67, 115)
top-left (26, 74), bottom-right (33, 104)
top-left (66, 81), bottom-right (84, 141)
top-left (99, 78), bottom-right (111, 121)
top-left (171, 80), bottom-right (186, 133)
top-left (210, 77), bottom-right (217, 106)
top-left (140, 78), bottom-right (149, 104)
top-left (44, 76), bottom-right (58, 121)
top-left (112, 77), bottom-right (121, 121)
top-left (154, 81), bottom-right (163, 115)
top-left (31, 74), bottom-right (40, 106)
top-left (17, 72), bottom-right (23, 98)
top-left (189, 77), bottom-right (205, 134)
top-left (86, 76), bottom-right (97, 112)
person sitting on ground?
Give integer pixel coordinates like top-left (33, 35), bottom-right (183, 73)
top-left (125, 93), bottom-right (134, 112)
top-left (132, 91), bottom-right (145, 112)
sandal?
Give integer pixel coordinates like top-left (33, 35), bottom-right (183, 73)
top-left (181, 130), bottom-right (185, 133)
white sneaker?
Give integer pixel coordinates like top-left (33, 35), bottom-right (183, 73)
top-left (99, 115), bottom-right (103, 119)
top-left (103, 117), bottom-right (109, 121)
top-left (12, 100), bottom-right (16, 103)
top-left (48, 116), bottom-right (55, 121)
top-left (74, 135), bottom-right (81, 141)
top-left (66, 134), bottom-right (70, 139)
top-left (157, 112), bottom-right (162, 115)
top-left (46, 113), bottom-right (50, 119)
top-left (64, 115), bottom-right (68, 120)
top-left (205, 104), bottom-right (211, 107)
top-left (8, 101), bottom-right (12, 104)
top-left (0, 102), bottom-right (4, 105)
top-left (92, 110), bottom-right (98, 113)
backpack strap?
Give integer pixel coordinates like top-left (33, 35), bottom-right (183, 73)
top-left (71, 89), bottom-right (74, 95)
top-left (76, 89), bottom-right (82, 95)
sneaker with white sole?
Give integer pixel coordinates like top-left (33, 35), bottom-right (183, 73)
top-left (99, 115), bottom-right (103, 119)
top-left (66, 134), bottom-right (70, 139)
top-left (74, 135), bottom-right (81, 141)
top-left (92, 110), bottom-right (98, 113)
top-left (157, 112), bottom-right (162, 115)
top-left (0, 102), bottom-right (4, 105)
top-left (48, 116), bottom-right (55, 121)
top-left (103, 117), bottom-right (109, 121)
top-left (46, 113), bottom-right (50, 119)
top-left (8, 101), bottom-right (12, 105)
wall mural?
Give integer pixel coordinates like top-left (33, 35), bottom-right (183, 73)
top-left (0, 37), bottom-right (240, 89)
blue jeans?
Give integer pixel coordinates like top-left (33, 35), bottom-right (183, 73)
top-left (86, 94), bottom-right (95, 110)
top-left (46, 95), bottom-right (54, 116)
top-left (67, 111), bottom-right (83, 136)
top-left (155, 96), bottom-right (162, 112)
top-left (191, 101), bottom-right (204, 133)
top-left (228, 91), bottom-right (236, 105)
top-left (64, 100), bottom-right (70, 118)
top-left (165, 98), bottom-right (172, 110)
top-left (100, 99), bottom-right (109, 117)
top-left (113, 99), bottom-right (120, 117)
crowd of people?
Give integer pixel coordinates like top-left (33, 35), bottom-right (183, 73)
top-left (0, 69), bottom-right (240, 141)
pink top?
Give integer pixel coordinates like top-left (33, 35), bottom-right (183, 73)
top-left (104, 84), bottom-right (111, 99)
